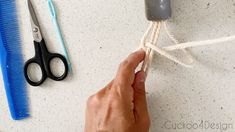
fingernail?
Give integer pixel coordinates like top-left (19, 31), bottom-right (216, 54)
top-left (133, 47), bottom-right (145, 53)
top-left (133, 46), bottom-right (142, 52)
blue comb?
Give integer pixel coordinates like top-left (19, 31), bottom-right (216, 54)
top-left (0, 0), bottom-right (29, 120)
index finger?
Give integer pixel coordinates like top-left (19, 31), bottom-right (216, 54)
top-left (115, 50), bottom-right (145, 85)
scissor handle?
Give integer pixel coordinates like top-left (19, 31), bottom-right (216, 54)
top-left (24, 40), bottom-right (68, 86)
top-left (24, 57), bottom-right (47, 86)
top-left (45, 53), bottom-right (68, 81)
top-left (24, 41), bottom-right (47, 86)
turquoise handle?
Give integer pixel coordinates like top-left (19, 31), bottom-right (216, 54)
top-left (48, 0), bottom-right (57, 19)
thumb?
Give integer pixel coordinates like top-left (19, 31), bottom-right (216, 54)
top-left (133, 71), bottom-right (149, 121)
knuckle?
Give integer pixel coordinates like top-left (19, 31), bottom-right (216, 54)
top-left (87, 94), bottom-right (100, 108)
top-left (120, 60), bottom-right (131, 69)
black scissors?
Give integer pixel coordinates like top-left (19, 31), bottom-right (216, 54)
top-left (24, 0), bottom-right (68, 86)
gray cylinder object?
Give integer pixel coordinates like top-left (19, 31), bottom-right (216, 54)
top-left (145, 0), bottom-right (171, 21)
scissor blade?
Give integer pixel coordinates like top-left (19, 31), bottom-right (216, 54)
top-left (27, 0), bottom-right (42, 42)
top-left (28, 0), bottom-right (40, 28)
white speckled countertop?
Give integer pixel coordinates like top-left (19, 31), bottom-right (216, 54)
top-left (0, 0), bottom-right (235, 132)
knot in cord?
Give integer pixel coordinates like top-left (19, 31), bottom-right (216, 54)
top-left (140, 21), bottom-right (235, 74)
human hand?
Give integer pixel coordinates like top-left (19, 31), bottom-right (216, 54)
top-left (85, 50), bottom-right (150, 132)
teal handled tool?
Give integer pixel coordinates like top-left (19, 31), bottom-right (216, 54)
top-left (47, 0), bottom-right (72, 71)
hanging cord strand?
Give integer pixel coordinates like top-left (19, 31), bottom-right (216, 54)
top-left (163, 21), bottom-right (179, 44)
top-left (141, 22), bottom-right (157, 73)
top-left (164, 21), bottom-right (194, 64)
top-left (141, 21), bottom-right (162, 75)
top-left (148, 22), bottom-right (162, 72)
top-left (141, 22), bottom-right (154, 46)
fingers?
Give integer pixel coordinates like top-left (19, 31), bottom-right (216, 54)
top-left (115, 50), bottom-right (145, 86)
top-left (133, 71), bottom-right (150, 126)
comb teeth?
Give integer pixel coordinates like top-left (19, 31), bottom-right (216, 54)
top-left (0, 0), bottom-right (29, 120)
top-left (0, 1), bottom-right (21, 53)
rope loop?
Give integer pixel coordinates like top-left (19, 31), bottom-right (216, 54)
top-left (140, 21), bottom-right (235, 74)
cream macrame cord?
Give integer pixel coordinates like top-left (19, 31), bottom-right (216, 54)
top-left (140, 21), bottom-right (235, 75)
